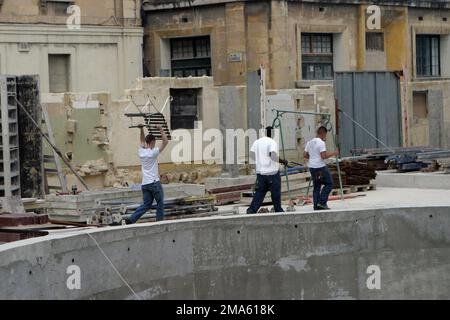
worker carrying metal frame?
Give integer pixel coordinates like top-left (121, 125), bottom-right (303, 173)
top-left (247, 126), bottom-right (289, 214)
top-left (125, 125), bottom-right (169, 224)
top-left (304, 126), bottom-right (339, 211)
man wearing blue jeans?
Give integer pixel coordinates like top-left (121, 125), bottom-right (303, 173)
top-left (126, 124), bottom-right (169, 224)
top-left (247, 127), bottom-right (288, 214)
top-left (304, 126), bottom-right (339, 211)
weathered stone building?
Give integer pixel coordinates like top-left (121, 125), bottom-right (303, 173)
top-left (143, 0), bottom-right (450, 150)
top-left (0, 0), bottom-right (143, 99)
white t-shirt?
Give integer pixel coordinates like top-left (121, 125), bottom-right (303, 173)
top-left (305, 138), bottom-right (326, 168)
top-left (250, 137), bottom-right (280, 175)
top-left (139, 147), bottom-right (160, 185)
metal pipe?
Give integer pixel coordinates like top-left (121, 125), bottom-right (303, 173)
top-left (339, 109), bottom-right (395, 153)
top-left (271, 108), bottom-right (331, 117)
top-left (417, 151), bottom-right (450, 160)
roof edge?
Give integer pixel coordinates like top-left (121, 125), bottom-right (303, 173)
top-left (142, 0), bottom-right (450, 11)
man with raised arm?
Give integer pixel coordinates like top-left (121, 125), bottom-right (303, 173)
top-left (125, 125), bottom-right (169, 224)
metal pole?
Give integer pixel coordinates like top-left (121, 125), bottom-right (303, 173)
top-left (272, 112), bottom-right (293, 210)
top-left (332, 101), bottom-right (345, 200)
top-left (271, 108), bottom-right (332, 117)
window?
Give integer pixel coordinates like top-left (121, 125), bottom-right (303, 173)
top-left (413, 92), bottom-right (428, 119)
top-left (301, 33), bottom-right (333, 80)
top-left (366, 32), bottom-right (384, 51)
top-left (48, 54), bottom-right (70, 93)
top-left (416, 35), bottom-right (441, 77)
top-left (170, 89), bottom-right (199, 130)
top-left (40, 0), bottom-right (74, 16)
top-left (171, 36), bottom-right (211, 77)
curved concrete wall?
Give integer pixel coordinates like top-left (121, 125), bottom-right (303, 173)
top-left (1, 207), bottom-right (450, 299)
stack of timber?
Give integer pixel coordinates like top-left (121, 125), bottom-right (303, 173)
top-left (208, 184), bottom-right (254, 205)
top-left (329, 160), bottom-right (377, 186)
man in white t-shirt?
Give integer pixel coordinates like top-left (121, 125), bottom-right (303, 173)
top-left (304, 126), bottom-right (339, 211)
top-left (247, 126), bottom-right (288, 214)
top-left (126, 125), bottom-right (169, 224)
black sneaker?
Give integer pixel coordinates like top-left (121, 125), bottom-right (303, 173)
top-left (317, 204), bottom-right (331, 210)
top-left (124, 218), bottom-right (133, 225)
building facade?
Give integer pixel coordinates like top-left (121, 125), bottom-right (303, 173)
top-left (143, 0), bottom-right (450, 150)
top-left (0, 0), bottom-right (144, 99)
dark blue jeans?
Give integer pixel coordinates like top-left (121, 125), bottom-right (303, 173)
top-left (129, 181), bottom-right (165, 223)
top-left (247, 172), bottom-right (284, 214)
top-left (309, 166), bottom-right (333, 208)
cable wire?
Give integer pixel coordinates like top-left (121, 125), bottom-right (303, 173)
top-left (339, 110), bottom-right (395, 153)
top-left (86, 232), bottom-right (142, 300)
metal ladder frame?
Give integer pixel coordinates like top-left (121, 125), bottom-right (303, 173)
top-left (41, 103), bottom-right (68, 194)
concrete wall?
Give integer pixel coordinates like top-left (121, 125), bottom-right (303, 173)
top-left (1, 207), bottom-right (450, 299)
top-left (43, 77), bottom-right (221, 190)
top-left (376, 171), bottom-right (450, 189)
top-left (406, 80), bottom-right (450, 149)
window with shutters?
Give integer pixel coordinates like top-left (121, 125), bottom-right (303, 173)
top-left (366, 32), bottom-right (385, 52)
top-left (301, 33), bottom-right (334, 80)
top-left (170, 89), bottom-right (199, 130)
top-left (170, 36), bottom-right (211, 77)
top-left (416, 35), bottom-right (441, 77)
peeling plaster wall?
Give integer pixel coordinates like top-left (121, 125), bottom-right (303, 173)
top-left (44, 77), bottom-right (221, 189)
top-left (113, 77), bottom-right (221, 167)
top-left (402, 8), bottom-right (450, 148)
top-left (268, 85), bottom-right (337, 160)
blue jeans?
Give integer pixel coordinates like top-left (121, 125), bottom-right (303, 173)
top-left (309, 166), bottom-right (333, 208)
top-left (129, 181), bottom-right (165, 223)
top-left (247, 172), bottom-right (284, 214)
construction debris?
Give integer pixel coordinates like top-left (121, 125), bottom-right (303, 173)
top-left (92, 194), bottom-right (217, 225)
top-left (77, 159), bottom-right (109, 177)
top-left (45, 184), bottom-right (206, 223)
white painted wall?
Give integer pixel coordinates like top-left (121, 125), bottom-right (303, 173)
top-left (0, 24), bottom-right (143, 99)
top-left (111, 77), bottom-right (221, 167)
